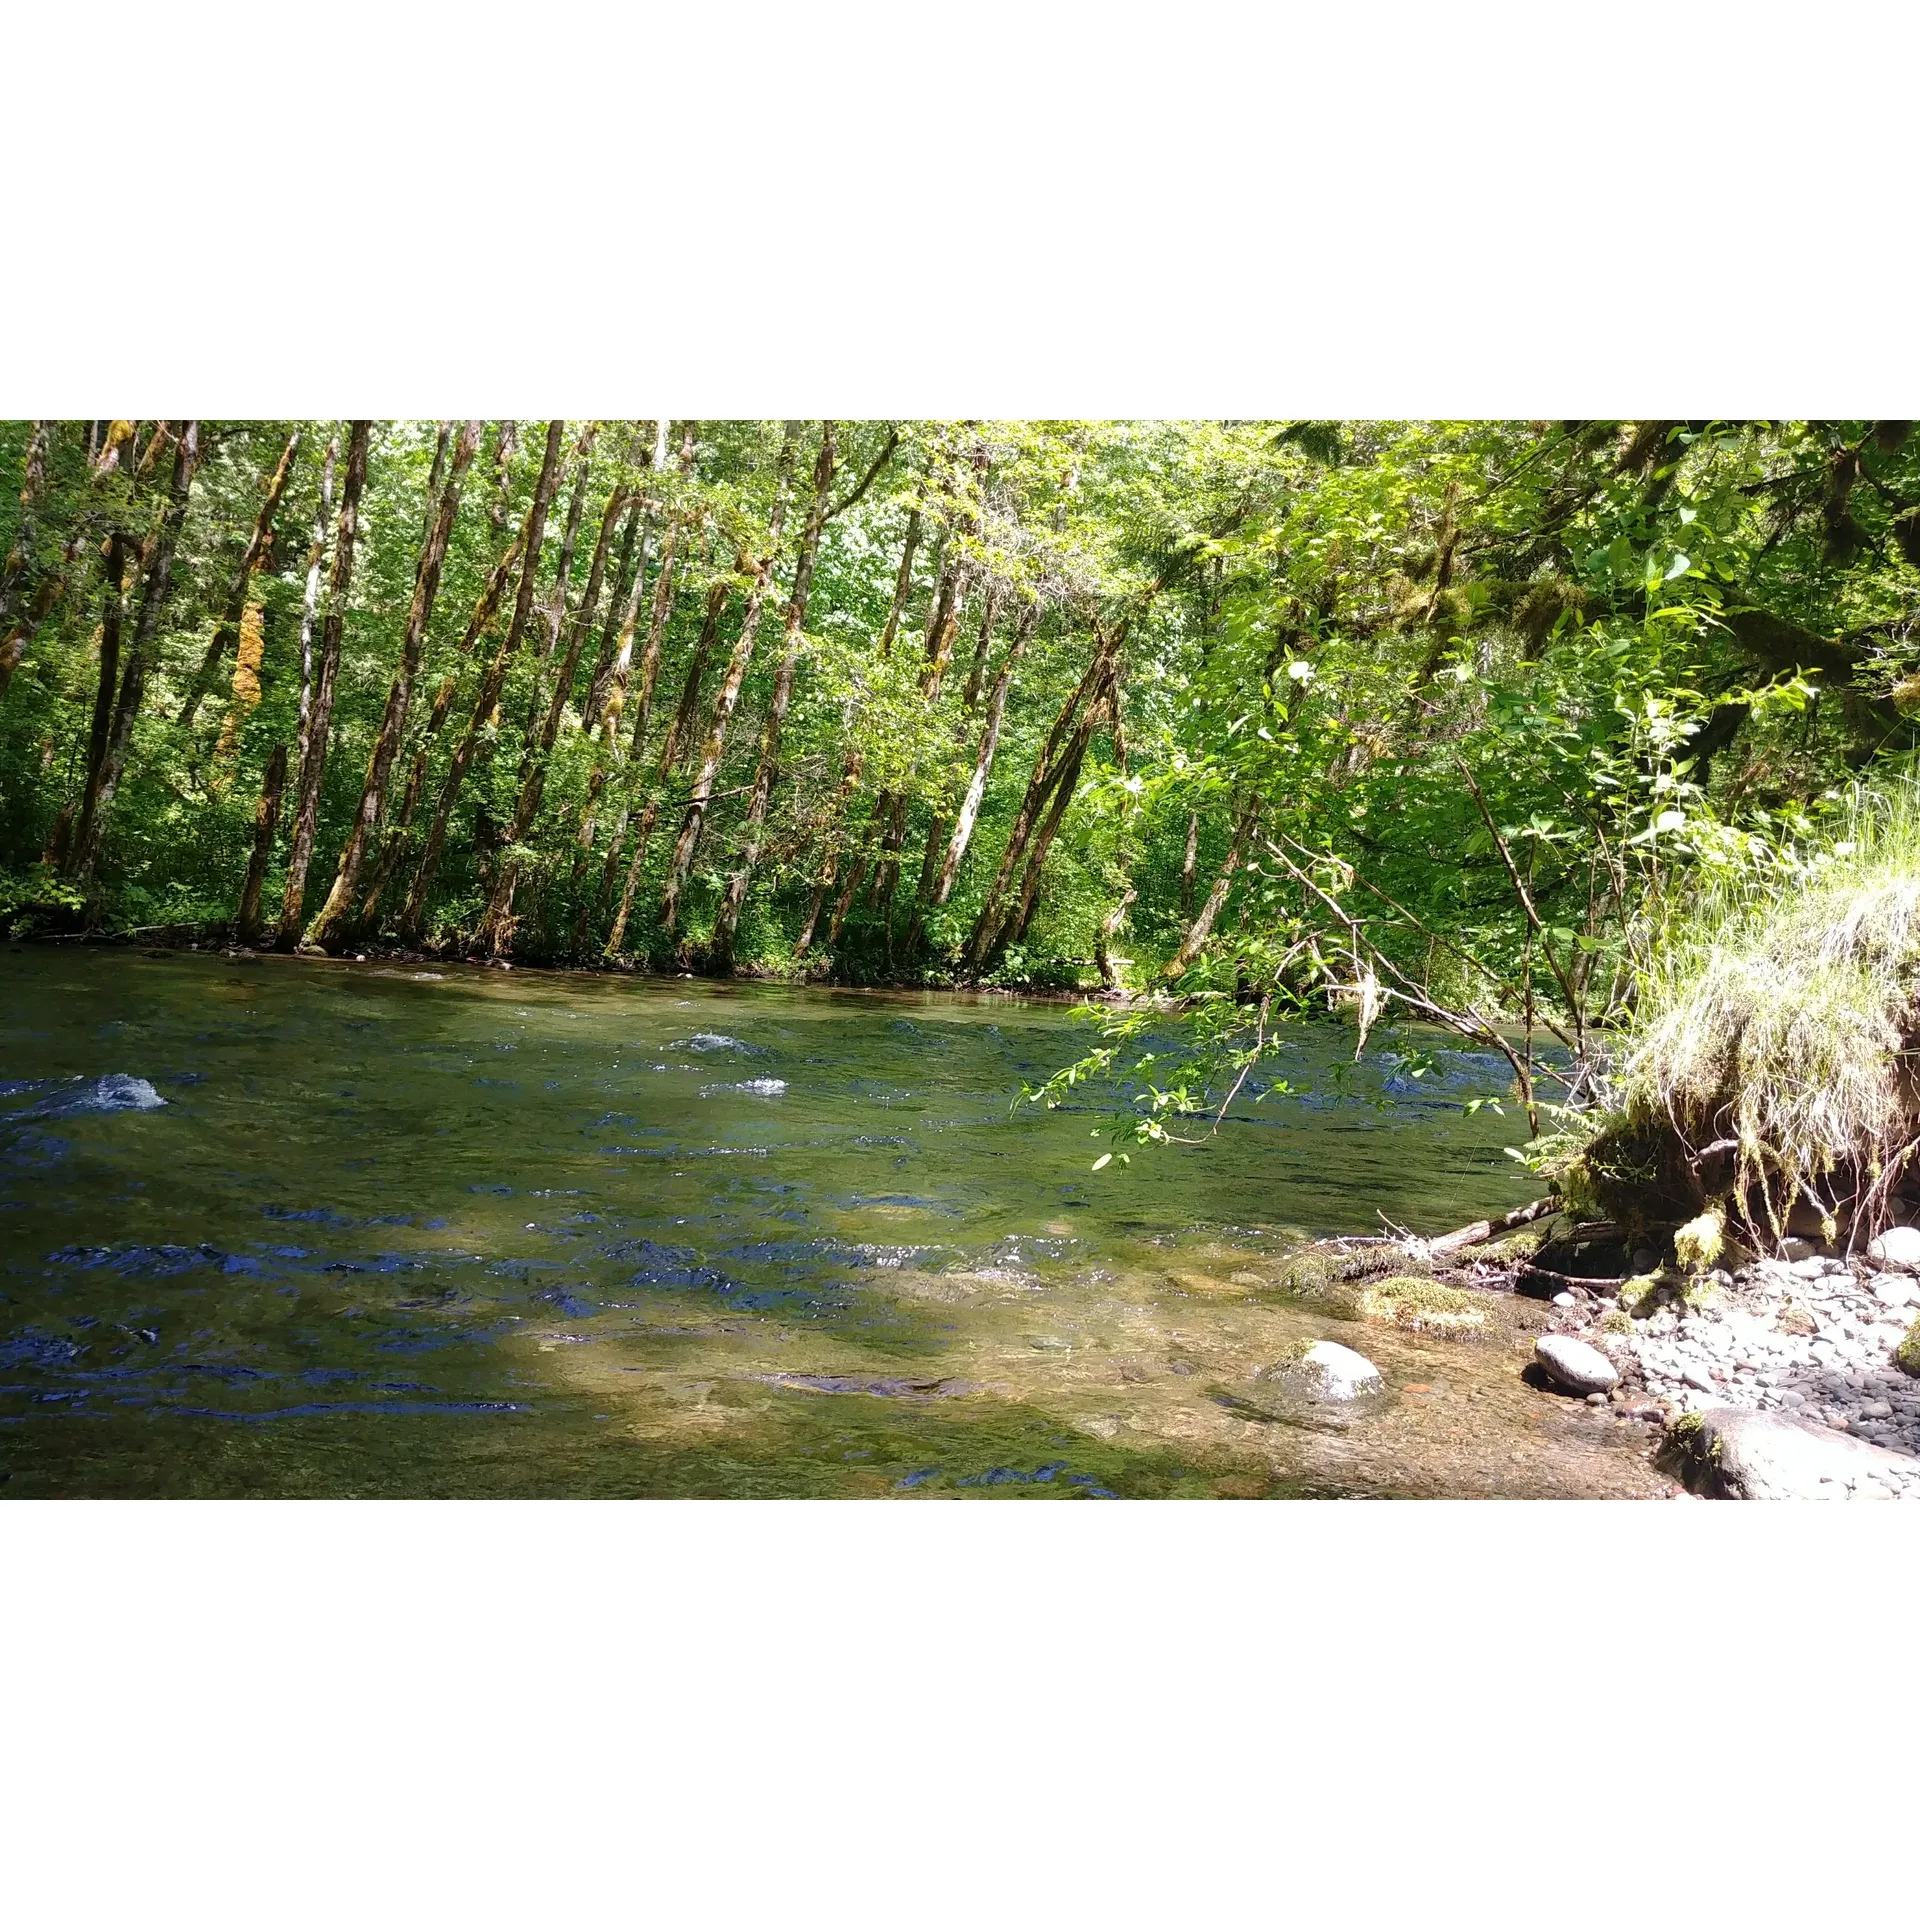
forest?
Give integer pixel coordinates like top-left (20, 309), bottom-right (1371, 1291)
top-left (4, 420), bottom-right (1919, 1065)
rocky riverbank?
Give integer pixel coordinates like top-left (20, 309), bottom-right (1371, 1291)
top-left (1532, 1233), bottom-right (1920, 1499)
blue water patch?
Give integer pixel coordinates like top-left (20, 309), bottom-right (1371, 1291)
top-left (895, 1461), bottom-right (1119, 1497)
top-left (166, 1399), bottom-right (528, 1422)
top-left (0, 1332), bottom-right (84, 1368)
top-left (0, 1127), bottom-right (71, 1170)
top-left (48, 1243), bottom-right (223, 1279)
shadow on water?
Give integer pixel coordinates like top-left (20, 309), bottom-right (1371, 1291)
top-left (0, 945), bottom-right (1663, 1498)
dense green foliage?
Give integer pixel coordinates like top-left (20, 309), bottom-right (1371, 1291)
top-left (4, 420), bottom-right (1919, 1044)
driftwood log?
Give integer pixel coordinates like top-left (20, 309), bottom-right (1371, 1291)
top-left (1426, 1195), bottom-right (1561, 1257)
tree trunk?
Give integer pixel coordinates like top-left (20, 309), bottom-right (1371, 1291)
top-left (276, 424), bottom-right (370, 948)
top-left (599, 574), bottom-right (731, 957)
top-left (622, 422), bottom-right (700, 756)
top-left (532, 426), bottom-right (596, 666)
top-left (0, 421), bottom-right (52, 696)
top-left (1179, 810), bottom-right (1200, 918)
top-left (927, 598), bottom-right (1035, 911)
top-left (792, 504), bottom-right (925, 955)
top-left (68, 422), bottom-right (202, 900)
top-left (395, 419), bottom-right (566, 948)
top-left (657, 424), bottom-right (803, 938)
top-left (421, 422), bottom-right (451, 541)
top-left (1001, 678), bottom-right (1114, 953)
top-left (965, 622), bottom-right (1121, 973)
top-left (303, 420), bottom-right (482, 951)
top-left (355, 504), bottom-right (527, 931)
top-left (177, 429), bottom-right (301, 730)
top-left (791, 753), bottom-right (863, 961)
top-left (209, 597), bottom-right (268, 766)
top-left (60, 528), bottom-right (130, 871)
top-left (1163, 796), bottom-right (1261, 980)
top-left (291, 436), bottom-right (340, 782)
top-left (908, 585), bottom-right (1007, 939)
top-left (1095, 887), bottom-right (1137, 989)
top-left (880, 506), bottom-right (921, 657)
top-left (709, 421), bottom-right (836, 972)
top-left (477, 466), bottom-right (628, 955)
top-left (581, 473), bottom-right (648, 734)
top-left (235, 742), bottom-right (288, 945)
top-left (872, 542), bottom-right (968, 936)
top-left (571, 424), bottom-right (699, 947)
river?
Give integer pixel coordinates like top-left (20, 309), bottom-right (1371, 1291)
top-left (0, 945), bottom-right (1663, 1497)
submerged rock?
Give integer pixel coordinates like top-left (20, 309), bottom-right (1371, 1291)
top-left (1360, 1274), bottom-right (1487, 1336)
top-left (1666, 1406), bottom-right (1920, 1500)
top-left (1534, 1334), bottom-right (1620, 1395)
top-left (1257, 1340), bottom-right (1383, 1404)
top-left (25, 1074), bottom-right (167, 1118)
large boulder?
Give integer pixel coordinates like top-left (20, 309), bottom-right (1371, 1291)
top-left (1666, 1407), bottom-right (1918, 1500)
top-left (1866, 1226), bottom-right (1920, 1271)
top-left (1534, 1334), bottom-right (1621, 1395)
top-left (1256, 1341), bottom-right (1383, 1404)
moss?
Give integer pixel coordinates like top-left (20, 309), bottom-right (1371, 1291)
top-left (1271, 1249), bottom-right (1345, 1296)
top-left (1897, 1315), bottom-right (1920, 1379)
top-left (1358, 1274), bottom-right (1486, 1337)
top-left (1674, 1209), bottom-right (1725, 1274)
top-left (1619, 1277), bottom-right (1658, 1316)
top-left (1598, 1309), bottom-right (1633, 1335)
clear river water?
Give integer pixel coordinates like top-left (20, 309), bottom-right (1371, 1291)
top-left (0, 945), bottom-right (1662, 1497)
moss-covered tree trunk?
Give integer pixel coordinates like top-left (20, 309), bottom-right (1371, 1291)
top-left (277, 425), bottom-right (368, 949)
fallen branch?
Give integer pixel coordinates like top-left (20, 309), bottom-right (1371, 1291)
top-left (1427, 1194), bottom-right (1561, 1257)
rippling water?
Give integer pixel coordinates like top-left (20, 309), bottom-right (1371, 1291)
top-left (0, 946), bottom-right (1661, 1497)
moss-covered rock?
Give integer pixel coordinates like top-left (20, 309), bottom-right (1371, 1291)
top-left (1358, 1274), bottom-right (1486, 1337)
top-left (1619, 1277), bottom-right (1658, 1317)
top-left (1598, 1308), bottom-right (1633, 1336)
top-left (1897, 1315), bottom-right (1920, 1379)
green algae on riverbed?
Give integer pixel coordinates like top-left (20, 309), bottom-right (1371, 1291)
top-left (0, 946), bottom-right (1664, 1498)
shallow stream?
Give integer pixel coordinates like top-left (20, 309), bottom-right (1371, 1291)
top-left (0, 946), bottom-right (1662, 1497)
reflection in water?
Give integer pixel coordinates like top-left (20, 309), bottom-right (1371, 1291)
top-left (0, 947), bottom-right (1661, 1498)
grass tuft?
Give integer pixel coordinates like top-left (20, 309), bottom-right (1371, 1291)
top-left (1581, 779), bottom-right (1920, 1245)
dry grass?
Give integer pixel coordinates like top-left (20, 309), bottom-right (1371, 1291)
top-left (1590, 781), bottom-right (1920, 1243)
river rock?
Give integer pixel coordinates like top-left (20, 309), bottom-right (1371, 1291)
top-left (1866, 1226), bottom-right (1920, 1271)
top-left (26, 1073), bottom-right (167, 1118)
top-left (1667, 1406), bottom-right (1906, 1500)
top-left (1534, 1334), bottom-right (1621, 1395)
top-left (1259, 1341), bottom-right (1383, 1403)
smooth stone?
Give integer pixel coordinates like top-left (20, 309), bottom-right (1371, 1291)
top-left (1534, 1335), bottom-right (1621, 1396)
top-left (1259, 1341), bottom-right (1383, 1404)
top-left (1670, 1407), bottom-right (1902, 1500)
top-left (1866, 1226), bottom-right (1920, 1271)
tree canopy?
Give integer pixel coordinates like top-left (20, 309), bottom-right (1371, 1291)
top-left (4, 419), bottom-right (1917, 1018)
